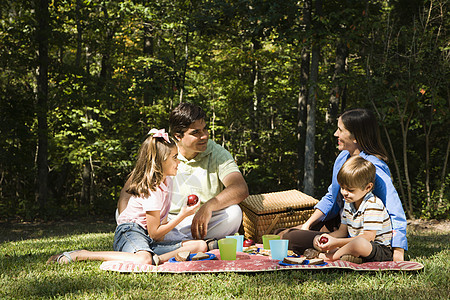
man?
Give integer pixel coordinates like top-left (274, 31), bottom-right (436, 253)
top-left (117, 103), bottom-right (249, 242)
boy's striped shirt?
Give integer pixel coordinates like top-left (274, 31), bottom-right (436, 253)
top-left (341, 192), bottom-right (392, 246)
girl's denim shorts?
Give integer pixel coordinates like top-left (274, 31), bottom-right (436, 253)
top-left (113, 222), bottom-right (182, 255)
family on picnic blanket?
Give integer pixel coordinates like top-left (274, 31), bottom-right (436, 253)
top-left (47, 103), bottom-right (408, 266)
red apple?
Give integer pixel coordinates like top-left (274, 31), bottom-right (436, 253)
top-left (319, 236), bottom-right (328, 244)
top-left (187, 194), bottom-right (199, 206)
top-left (243, 239), bottom-right (254, 247)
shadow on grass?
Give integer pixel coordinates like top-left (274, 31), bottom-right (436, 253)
top-left (0, 218), bottom-right (116, 243)
top-left (406, 232), bottom-right (450, 260)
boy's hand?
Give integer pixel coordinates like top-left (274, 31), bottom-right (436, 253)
top-left (315, 233), bottom-right (335, 251)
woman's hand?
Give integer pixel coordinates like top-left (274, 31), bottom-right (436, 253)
top-left (301, 209), bottom-right (324, 230)
top-left (300, 222), bottom-right (311, 230)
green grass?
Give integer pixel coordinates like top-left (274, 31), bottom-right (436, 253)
top-left (1, 219), bottom-right (449, 299)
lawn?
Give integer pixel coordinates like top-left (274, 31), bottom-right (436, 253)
top-left (1, 218), bottom-right (449, 299)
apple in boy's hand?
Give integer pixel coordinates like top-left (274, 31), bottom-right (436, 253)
top-left (187, 194), bottom-right (199, 206)
top-left (319, 236), bottom-right (328, 244)
top-left (243, 239), bottom-right (254, 247)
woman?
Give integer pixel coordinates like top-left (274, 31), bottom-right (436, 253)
top-left (278, 108), bottom-right (407, 261)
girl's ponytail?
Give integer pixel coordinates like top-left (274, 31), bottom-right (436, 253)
top-left (127, 129), bottom-right (176, 197)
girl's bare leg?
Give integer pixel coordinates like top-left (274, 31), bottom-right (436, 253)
top-left (49, 249), bottom-right (153, 265)
top-left (49, 240), bottom-right (207, 265)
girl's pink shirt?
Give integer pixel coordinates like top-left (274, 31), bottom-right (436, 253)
top-left (117, 177), bottom-right (173, 230)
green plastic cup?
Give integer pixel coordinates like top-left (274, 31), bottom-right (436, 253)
top-left (226, 235), bottom-right (244, 252)
top-left (262, 234), bottom-right (281, 249)
top-left (218, 238), bottom-right (237, 260)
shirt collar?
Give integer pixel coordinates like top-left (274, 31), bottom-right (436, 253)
top-left (349, 191), bottom-right (373, 215)
top-left (177, 140), bottom-right (213, 162)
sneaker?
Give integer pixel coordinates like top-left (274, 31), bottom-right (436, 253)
top-left (205, 238), bottom-right (219, 250)
top-left (303, 248), bottom-right (321, 259)
top-left (340, 254), bottom-right (363, 264)
top-left (152, 254), bottom-right (160, 266)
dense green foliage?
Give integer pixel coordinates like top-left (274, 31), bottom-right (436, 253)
top-left (0, 0), bottom-right (448, 221)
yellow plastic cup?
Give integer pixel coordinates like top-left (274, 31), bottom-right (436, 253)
top-left (262, 234), bottom-right (281, 249)
top-left (218, 238), bottom-right (237, 260)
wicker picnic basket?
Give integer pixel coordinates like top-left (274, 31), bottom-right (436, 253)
top-left (240, 189), bottom-right (318, 243)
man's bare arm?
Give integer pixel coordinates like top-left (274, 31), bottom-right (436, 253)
top-left (192, 172), bottom-right (249, 239)
top-left (117, 177), bottom-right (132, 214)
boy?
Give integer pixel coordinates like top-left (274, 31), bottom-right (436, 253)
top-left (314, 155), bottom-right (393, 263)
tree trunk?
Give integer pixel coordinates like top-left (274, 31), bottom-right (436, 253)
top-left (143, 19), bottom-right (154, 106)
top-left (297, 0), bottom-right (311, 190)
top-left (439, 138), bottom-right (450, 204)
top-left (249, 38), bottom-right (262, 155)
top-left (179, 29), bottom-right (189, 103)
top-left (81, 160), bottom-right (91, 206)
top-left (303, 44), bottom-right (319, 196)
top-left (396, 97), bottom-right (414, 219)
top-left (35, 0), bottom-right (49, 214)
top-left (303, 0), bottom-right (321, 196)
top-left (326, 39), bottom-right (348, 124)
top-left (75, 0), bottom-right (82, 68)
top-left (423, 112), bottom-right (432, 209)
top-left (100, 3), bottom-right (113, 82)
top-left (297, 48), bottom-right (309, 190)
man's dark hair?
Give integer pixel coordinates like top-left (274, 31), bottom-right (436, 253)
top-left (169, 102), bottom-right (206, 137)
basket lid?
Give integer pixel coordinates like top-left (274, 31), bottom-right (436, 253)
top-left (240, 189), bottom-right (318, 215)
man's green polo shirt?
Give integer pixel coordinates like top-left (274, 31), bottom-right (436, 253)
top-left (170, 139), bottom-right (241, 214)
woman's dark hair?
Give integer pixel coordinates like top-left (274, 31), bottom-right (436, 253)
top-left (169, 102), bottom-right (206, 137)
top-left (340, 108), bottom-right (389, 162)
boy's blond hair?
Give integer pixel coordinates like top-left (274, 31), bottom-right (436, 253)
top-left (337, 156), bottom-right (376, 190)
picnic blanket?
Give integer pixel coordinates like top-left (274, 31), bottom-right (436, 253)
top-left (99, 248), bottom-right (424, 273)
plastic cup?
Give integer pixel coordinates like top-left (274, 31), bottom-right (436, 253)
top-left (226, 235), bottom-right (244, 252)
top-left (269, 239), bottom-right (289, 260)
top-left (218, 238), bottom-right (237, 260)
top-left (262, 234), bottom-right (281, 249)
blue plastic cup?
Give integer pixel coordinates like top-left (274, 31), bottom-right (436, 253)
top-left (226, 235), bottom-right (244, 252)
top-left (270, 239), bottom-right (289, 260)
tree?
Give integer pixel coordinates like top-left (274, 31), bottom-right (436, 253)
top-left (35, 0), bottom-right (50, 215)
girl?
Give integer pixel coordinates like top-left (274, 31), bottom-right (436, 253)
top-left (47, 129), bottom-right (207, 265)
top-left (276, 108), bottom-right (407, 261)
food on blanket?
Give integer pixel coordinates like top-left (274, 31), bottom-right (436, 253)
top-left (287, 250), bottom-right (297, 257)
top-left (243, 239), bottom-right (254, 247)
top-left (187, 194), bottom-right (199, 206)
top-left (303, 248), bottom-right (321, 259)
top-left (282, 256), bottom-right (306, 265)
top-left (307, 258), bottom-right (324, 265)
top-left (175, 251), bottom-right (191, 262)
top-left (259, 248), bottom-right (271, 256)
top-left (243, 245), bottom-right (258, 253)
top-left (319, 236), bottom-right (328, 244)
top-left (192, 252), bottom-right (210, 261)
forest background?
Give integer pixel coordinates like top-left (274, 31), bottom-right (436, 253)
top-left (0, 0), bottom-right (448, 222)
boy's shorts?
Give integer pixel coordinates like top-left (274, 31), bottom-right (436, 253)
top-left (113, 222), bottom-right (182, 256)
top-left (362, 241), bottom-right (393, 262)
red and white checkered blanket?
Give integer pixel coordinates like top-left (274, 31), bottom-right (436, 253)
top-left (99, 249), bottom-right (424, 273)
